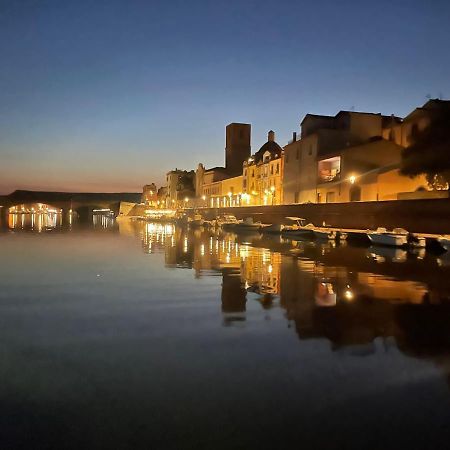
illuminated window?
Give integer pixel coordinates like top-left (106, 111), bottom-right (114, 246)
top-left (318, 156), bottom-right (341, 182)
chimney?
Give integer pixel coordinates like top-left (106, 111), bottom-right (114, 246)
top-left (268, 130), bottom-right (275, 142)
top-left (292, 131), bottom-right (297, 142)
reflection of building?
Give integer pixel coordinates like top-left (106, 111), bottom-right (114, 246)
top-left (242, 131), bottom-right (283, 206)
top-left (241, 246), bottom-right (281, 294)
top-left (221, 268), bottom-right (247, 324)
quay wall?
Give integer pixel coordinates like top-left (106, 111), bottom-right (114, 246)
top-left (196, 198), bottom-right (450, 234)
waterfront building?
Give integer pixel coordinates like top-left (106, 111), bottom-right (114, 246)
top-left (165, 169), bottom-right (196, 208)
top-left (315, 138), bottom-right (428, 203)
top-left (242, 130), bottom-right (284, 206)
top-left (382, 98), bottom-right (450, 147)
top-left (156, 186), bottom-right (167, 207)
top-left (141, 183), bottom-right (158, 206)
top-left (283, 111), bottom-right (400, 204)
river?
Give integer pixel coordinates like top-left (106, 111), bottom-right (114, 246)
top-left (1, 214), bottom-right (450, 449)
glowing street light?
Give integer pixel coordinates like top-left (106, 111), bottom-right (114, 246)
top-left (349, 175), bottom-right (356, 184)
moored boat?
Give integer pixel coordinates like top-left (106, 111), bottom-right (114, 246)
top-left (234, 216), bottom-right (263, 233)
top-left (280, 217), bottom-right (315, 238)
top-left (367, 227), bottom-right (408, 247)
top-left (217, 214), bottom-right (240, 231)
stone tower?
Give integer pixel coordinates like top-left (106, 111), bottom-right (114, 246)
top-left (225, 123), bottom-right (251, 176)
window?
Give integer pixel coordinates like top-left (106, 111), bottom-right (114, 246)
top-left (271, 165), bottom-right (274, 175)
top-left (252, 170), bottom-right (255, 177)
top-left (318, 156), bottom-right (341, 182)
top-left (326, 192), bottom-right (335, 203)
top-left (294, 192), bottom-right (299, 203)
top-left (276, 163), bottom-right (279, 174)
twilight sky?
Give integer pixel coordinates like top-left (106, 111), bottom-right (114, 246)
top-left (1, 0), bottom-right (450, 194)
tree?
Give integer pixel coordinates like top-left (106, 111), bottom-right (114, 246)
top-left (400, 107), bottom-right (450, 190)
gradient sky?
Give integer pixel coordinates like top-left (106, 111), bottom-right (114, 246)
top-left (1, 0), bottom-right (450, 194)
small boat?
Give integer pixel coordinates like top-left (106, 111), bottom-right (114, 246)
top-left (280, 217), bottom-right (315, 238)
top-left (262, 223), bottom-right (284, 234)
top-left (187, 214), bottom-right (204, 228)
top-left (367, 227), bottom-right (408, 247)
top-left (234, 217), bottom-right (263, 233)
top-left (218, 214), bottom-right (240, 231)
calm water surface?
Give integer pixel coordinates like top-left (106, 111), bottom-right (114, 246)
top-left (2, 214), bottom-right (450, 449)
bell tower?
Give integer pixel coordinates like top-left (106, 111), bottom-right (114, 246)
top-left (225, 123), bottom-right (251, 176)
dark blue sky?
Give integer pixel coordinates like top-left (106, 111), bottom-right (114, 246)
top-left (1, 0), bottom-right (449, 193)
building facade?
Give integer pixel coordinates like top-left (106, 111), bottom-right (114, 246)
top-left (141, 183), bottom-right (158, 206)
top-left (242, 131), bottom-right (284, 205)
top-left (165, 169), bottom-right (196, 208)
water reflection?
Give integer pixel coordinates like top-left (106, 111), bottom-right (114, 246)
top-left (92, 213), bottom-right (115, 229)
top-left (8, 212), bottom-right (62, 231)
top-left (5, 211), bottom-right (118, 231)
top-left (119, 220), bottom-right (450, 368)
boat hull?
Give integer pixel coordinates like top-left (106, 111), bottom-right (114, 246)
top-left (367, 233), bottom-right (407, 247)
top-left (314, 230), bottom-right (337, 241)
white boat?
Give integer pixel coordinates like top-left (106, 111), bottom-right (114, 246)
top-left (262, 223), bottom-right (284, 234)
top-left (233, 217), bottom-right (263, 232)
top-left (367, 227), bottom-right (408, 247)
top-left (218, 214), bottom-right (240, 230)
top-left (280, 217), bottom-right (315, 238)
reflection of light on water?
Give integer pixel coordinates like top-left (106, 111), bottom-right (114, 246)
top-left (142, 222), bottom-right (176, 254)
top-left (93, 214), bottom-right (115, 229)
top-left (343, 286), bottom-right (354, 301)
top-left (8, 212), bottom-right (61, 231)
top-left (315, 282), bottom-right (337, 307)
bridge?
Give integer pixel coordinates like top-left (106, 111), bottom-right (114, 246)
top-left (0, 190), bottom-right (141, 219)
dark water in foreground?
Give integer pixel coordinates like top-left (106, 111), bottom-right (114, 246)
top-left (2, 215), bottom-right (450, 449)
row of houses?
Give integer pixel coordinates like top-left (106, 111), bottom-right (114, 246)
top-left (151, 99), bottom-right (449, 209)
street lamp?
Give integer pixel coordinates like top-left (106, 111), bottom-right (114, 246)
top-left (349, 175), bottom-right (356, 184)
